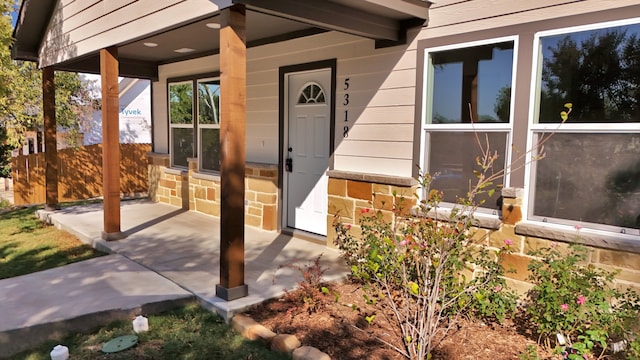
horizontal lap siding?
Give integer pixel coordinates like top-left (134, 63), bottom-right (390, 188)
top-left (154, 31), bottom-right (418, 176)
top-left (419, 0), bottom-right (640, 40)
top-left (40, 0), bottom-right (221, 67)
top-left (334, 42), bottom-right (417, 176)
top-left (251, 32), bottom-right (417, 172)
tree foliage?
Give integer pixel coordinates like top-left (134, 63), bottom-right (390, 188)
top-left (539, 28), bottom-right (640, 123)
top-left (0, 0), bottom-right (15, 177)
top-left (0, 0), bottom-right (95, 177)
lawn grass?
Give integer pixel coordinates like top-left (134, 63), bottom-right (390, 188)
top-left (0, 205), bottom-right (106, 280)
top-left (10, 304), bottom-right (288, 360)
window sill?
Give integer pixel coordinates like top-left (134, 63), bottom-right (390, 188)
top-left (192, 171), bottom-right (221, 182)
top-left (411, 207), bottom-right (502, 230)
top-left (326, 170), bottom-right (417, 187)
top-left (515, 221), bottom-right (640, 255)
top-left (164, 168), bottom-right (187, 176)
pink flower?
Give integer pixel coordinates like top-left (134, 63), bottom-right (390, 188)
top-left (574, 225), bottom-right (582, 231)
top-left (346, 224), bottom-right (351, 230)
top-left (577, 295), bottom-right (586, 305)
top-left (360, 208), bottom-right (370, 214)
top-left (399, 239), bottom-right (409, 246)
top-left (493, 285), bottom-right (502, 292)
top-left (504, 239), bottom-right (514, 246)
top-left (560, 303), bottom-right (569, 311)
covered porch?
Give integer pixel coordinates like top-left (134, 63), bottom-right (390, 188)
top-left (37, 199), bottom-right (348, 319)
top-left (12, 0), bottom-right (429, 301)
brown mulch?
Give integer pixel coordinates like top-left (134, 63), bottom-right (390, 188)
top-left (244, 280), bottom-right (555, 360)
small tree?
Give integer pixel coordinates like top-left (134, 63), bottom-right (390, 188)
top-left (334, 137), bottom-right (517, 359)
top-left (334, 104), bottom-right (574, 359)
top-left (0, 1), bottom-right (96, 171)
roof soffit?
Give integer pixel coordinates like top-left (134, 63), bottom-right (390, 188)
top-left (233, 0), bottom-right (431, 41)
top-left (11, 0), bottom-right (57, 62)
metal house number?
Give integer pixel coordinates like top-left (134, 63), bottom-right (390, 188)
top-left (343, 77), bottom-right (350, 138)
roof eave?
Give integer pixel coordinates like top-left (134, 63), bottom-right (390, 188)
top-left (11, 0), bottom-right (57, 64)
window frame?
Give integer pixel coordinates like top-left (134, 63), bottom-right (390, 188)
top-left (525, 18), bottom-right (640, 235)
top-left (167, 72), bottom-right (221, 173)
top-left (196, 77), bottom-right (221, 173)
top-left (420, 36), bottom-right (519, 215)
top-left (168, 80), bottom-right (195, 169)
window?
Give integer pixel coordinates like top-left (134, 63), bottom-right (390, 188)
top-left (169, 81), bottom-right (193, 168)
top-left (168, 75), bottom-right (221, 172)
top-left (198, 79), bottom-right (221, 172)
top-left (530, 21), bottom-right (640, 232)
top-left (298, 83), bottom-right (326, 104)
top-left (422, 39), bottom-right (516, 211)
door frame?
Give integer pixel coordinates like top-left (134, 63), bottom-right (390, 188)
top-left (278, 59), bottom-right (337, 234)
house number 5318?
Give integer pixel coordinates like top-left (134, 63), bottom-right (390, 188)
top-left (343, 77), bottom-right (350, 138)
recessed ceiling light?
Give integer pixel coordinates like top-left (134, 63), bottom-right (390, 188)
top-left (174, 48), bottom-right (195, 53)
top-left (143, 42), bottom-right (158, 47)
top-left (205, 23), bottom-right (220, 29)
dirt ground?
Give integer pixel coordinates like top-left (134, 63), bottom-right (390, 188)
top-left (245, 280), bottom-right (555, 360)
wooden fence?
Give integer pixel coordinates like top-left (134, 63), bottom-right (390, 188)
top-left (11, 143), bottom-right (151, 205)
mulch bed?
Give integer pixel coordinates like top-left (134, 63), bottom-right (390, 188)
top-left (244, 280), bottom-right (554, 360)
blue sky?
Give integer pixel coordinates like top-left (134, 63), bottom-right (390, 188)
top-left (10, 1), bottom-right (17, 28)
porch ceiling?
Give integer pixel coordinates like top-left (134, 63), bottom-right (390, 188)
top-left (12, 0), bottom-right (430, 79)
top-left (54, 11), bottom-right (321, 79)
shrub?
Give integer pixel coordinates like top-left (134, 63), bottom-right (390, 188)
top-left (333, 106), bottom-right (573, 359)
top-left (275, 254), bottom-right (335, 315)
top-left (334, 170), bottom-right (517, 359)
top-left (525, 243), bottom-right (640, 358)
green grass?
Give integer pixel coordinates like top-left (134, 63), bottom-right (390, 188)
top-left (10, 304), bottom-right (288, 360)
top-left (0, 197), bottom-right (11, 209)
top-left (0, 205), bottom-right (106, 280)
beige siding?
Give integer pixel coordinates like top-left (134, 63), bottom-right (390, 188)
top-left (39, 0), bottom-right (223, 67)
top-left (417, 0), bottom-right (640, 41)
top-left (147, 0), bottom-right (640, 178)
top-left (154, 31), bottom-right (418, 176)
top-left (151, 79), bottom-right (168, 154)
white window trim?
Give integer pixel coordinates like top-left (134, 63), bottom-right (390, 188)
top-left (168, 80), bottom-right (194, 169)
top-left (420, 35), bottom-right (519, 214)
top-left (523, 18), bottom-right (640, 236)
top-left (197, 77), bottom-right (221, 173)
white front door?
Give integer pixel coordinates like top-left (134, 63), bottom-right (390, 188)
top-left (285, 69), bottom-right (332, 235)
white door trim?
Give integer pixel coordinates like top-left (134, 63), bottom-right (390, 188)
top-left (279, 60), bottom-right (336, 236)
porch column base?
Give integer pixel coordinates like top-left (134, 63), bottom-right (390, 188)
top-left (216, 283), bottom-right (248, 301)
top-left (44, 204), bottom-right (60, 211)
top-left (101, 231), bottom-right (127, 241)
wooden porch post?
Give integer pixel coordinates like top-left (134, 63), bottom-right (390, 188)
top-left (216, 4), bottom-right (248, 301)
top-left (100, 46), bottom-right (125, 240)
top-left (43, 66), bottom-right (59, 211)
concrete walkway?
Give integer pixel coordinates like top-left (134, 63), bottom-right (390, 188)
top-left (0, 199), bottom-right (348, 356)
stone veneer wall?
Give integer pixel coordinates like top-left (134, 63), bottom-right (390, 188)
top-left (147, 153), bottom-right (278, 231)
top-left (325, 172), bottom-right (417, 247)
top-left (490, 188), bottom-right (640, 295)
top-left (326, 173), bottom-right (640, 296)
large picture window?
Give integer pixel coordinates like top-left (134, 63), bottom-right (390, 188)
top-left (168, 75), bottom-right (221, 172)
top-left (422, 39), bottom-right (515, 211)
top-left (530, 21), bottom-right (640, 232)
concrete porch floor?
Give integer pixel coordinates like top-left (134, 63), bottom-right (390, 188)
top-left (40, 199), bottom-right (349, 318)
top-left (0, 199), bottom-right (348, 356)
